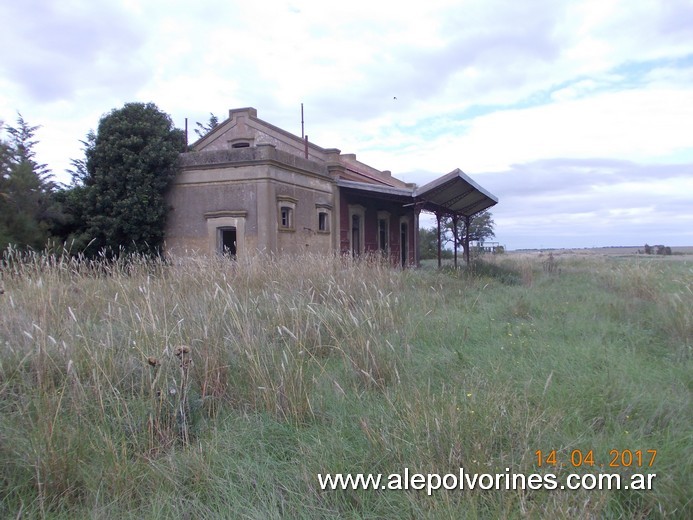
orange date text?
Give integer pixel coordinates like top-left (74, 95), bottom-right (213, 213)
top-left (535, 449), bottom-right (657, 468)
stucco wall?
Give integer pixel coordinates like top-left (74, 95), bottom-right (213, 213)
top-left (167, 109), bottom-right (421, 261)
top-left (165, 147), bottom-right (336, 257)
top-left (196, 108), bottom-right (329, 164)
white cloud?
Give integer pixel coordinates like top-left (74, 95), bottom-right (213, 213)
top-left (459, 87), bottom-right (693, 172)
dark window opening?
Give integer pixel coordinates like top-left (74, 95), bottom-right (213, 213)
top-left (232, 142), bottom-right (250, 148)
top-left (400, 221), bottom-right (408, 267)
top-left (318, 212), bottom-right (328, 232)
top-left (219, 227), bottom-right (237, 257)
top-left (378, 218), bottom-right (388, 252)
top-left (351, 214), bottom-right (361, 256)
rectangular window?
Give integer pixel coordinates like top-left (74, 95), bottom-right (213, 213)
top-left (352, 214), bottom-right (361, 256)
top-left (277, 196), bottom-right (297, 232)
top-left (280, 206), bottom-right (293, 229)
top-left (400, 220), bottom-right (409, 267)
top-left (348, 205), bottom-right (365, 256)
top-left (378, 218), bottom-right (388, 252)
top-left (377, 211), bottom-right (390, 254)
top-left (316, 204), bottom-right (332, 234)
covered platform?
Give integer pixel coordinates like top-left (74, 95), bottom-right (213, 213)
top-left (414, 168), bottom-right (499, 267)
top-left (334, 168), bottom-right (498, 267)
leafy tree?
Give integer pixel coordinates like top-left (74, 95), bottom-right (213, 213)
top-left (194, 112), bottom-right (219, 139)
top-left (418, 226), bottom-right (451, 260)
top-left (440, 210), bottom-right (495, 262)
top-left (0, 115), bottom-right (59, 250)
top-left (62, 102), bottom-right (186, 256)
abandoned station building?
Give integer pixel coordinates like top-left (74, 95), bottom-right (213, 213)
top-left (165, 107), bottom-right (497, 266)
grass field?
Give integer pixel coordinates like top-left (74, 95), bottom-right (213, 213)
top-left (0, 251), bottom-right (691, 518)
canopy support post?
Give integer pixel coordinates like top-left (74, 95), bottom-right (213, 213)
top-left (436, 212), bottom-right (442, 268)
top-left (464, 215), bottom-right (471, 266)
top-left (414, 206), bottom-right (421, 268)
top-left (452, 215), bottom-right (459, 268)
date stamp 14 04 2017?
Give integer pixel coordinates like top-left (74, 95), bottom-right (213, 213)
top-left (535, 449), bottom-right (657, 469)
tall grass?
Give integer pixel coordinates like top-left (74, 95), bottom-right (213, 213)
top-left (0, 249), bottom-right (690, 518)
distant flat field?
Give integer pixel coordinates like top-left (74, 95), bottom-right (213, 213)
top-left (510, 246), bottom-right (693, 257)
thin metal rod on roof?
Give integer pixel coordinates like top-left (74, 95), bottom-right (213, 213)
top-left (301, 103), bottom-right (304, 139)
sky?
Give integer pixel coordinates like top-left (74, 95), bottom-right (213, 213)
top-left (1, 0), bottom-right (692, 250)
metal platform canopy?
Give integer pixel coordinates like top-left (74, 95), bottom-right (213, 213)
top-left (414, 168), bottom-right (499, 267)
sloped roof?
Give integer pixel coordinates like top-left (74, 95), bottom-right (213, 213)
top-left (336, 179), bottom-right (414, 199)
top-left (414, 168), bottom-right (498, 217)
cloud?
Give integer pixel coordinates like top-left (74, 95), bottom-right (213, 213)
top-left (343, 81), bottom-right (693, 176)
top-left (0, 0), bottom-right (148, 103)
top-left (470, 159), bottom-right (693, 248)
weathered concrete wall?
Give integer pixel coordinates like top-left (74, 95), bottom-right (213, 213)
top-left (193, 108), bottom-right (405, 189)
top-left (195, 108), bottom-right (329, 164)
top-left (169, 108), bottom-right (420, 261)
top-left (166, 144), bottom-right (335, 257)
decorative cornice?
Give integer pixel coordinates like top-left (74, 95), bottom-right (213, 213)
top-left (204, 210), bottom-right (248, 219)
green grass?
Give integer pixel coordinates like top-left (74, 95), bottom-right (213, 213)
top-left (0, 251), bottom-right (690, 518)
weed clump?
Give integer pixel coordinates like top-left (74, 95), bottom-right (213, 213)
top-left (467, 258), bottom-right (522, 285)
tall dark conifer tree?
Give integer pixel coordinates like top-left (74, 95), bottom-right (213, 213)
top-left (0, 115), bottom-right (58, 250)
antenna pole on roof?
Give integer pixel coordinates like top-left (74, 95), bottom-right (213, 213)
top-left (301, 103), bottom-right (305, 139)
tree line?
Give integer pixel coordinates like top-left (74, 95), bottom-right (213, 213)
top-left (1, 103), bottom-right (185, 257)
